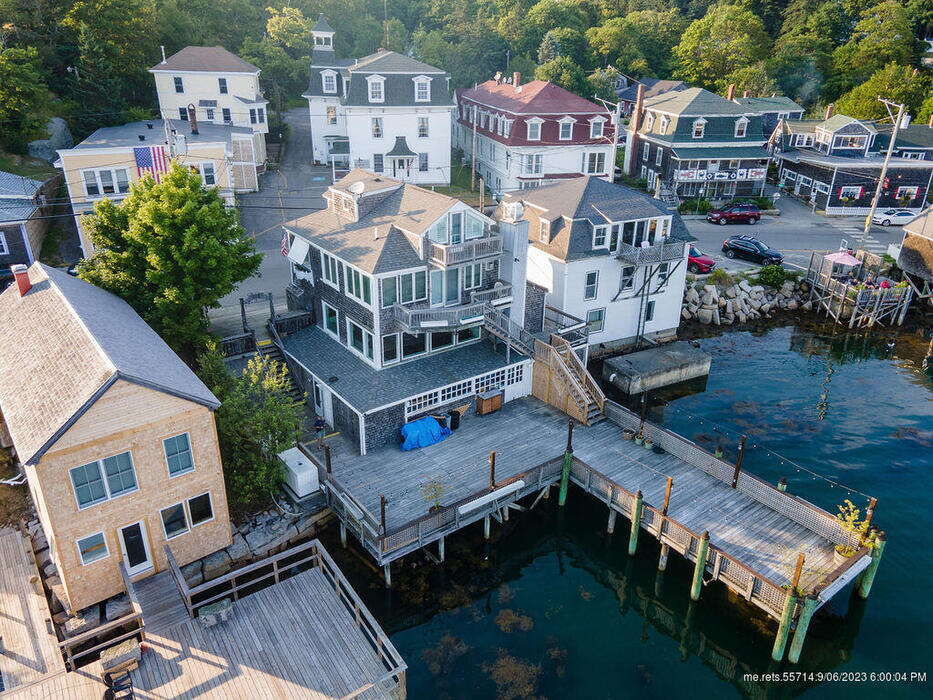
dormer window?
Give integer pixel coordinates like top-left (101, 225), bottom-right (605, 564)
top-left (735, 117), bottom-right (749, 138)
top-left (527, 118), bottom-right (543, 141)
top-left (659, 115), bottom-right (670, 134)
top-left (413, 76), bottom-right (431, 102)
top-left (218, 78), bottom-right (228, 94)
top-left (593, 224), bottom-right (608, 248)
top-left (590, 117), bottom-right (606, 139)
top-left (367, 75), bottom-right (385, 103)
top-left (692, 119), bottom-right (707, 139)
top-left (559, 117), bottom-right (574, 140)
top-left (322, 70), bottom-right (337, 94)
top-left (538, 218), bottom-right (550, 243)
top-left (645, 113), bottom-right (656, 131)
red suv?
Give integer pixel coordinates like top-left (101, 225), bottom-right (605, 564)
top-left (707, 203), bottom-right (761, 225)
top-left (688, 246), bottom-right (715, 274)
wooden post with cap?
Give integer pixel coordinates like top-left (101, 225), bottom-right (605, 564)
top-left (380, 495), bottom-right (387, 535)
top-left (731, 436), bottom-right (747, 488)
top-left (488, 451), bottom-right (497, 489)
top-left (772, 552), bottom-right (805, 661)
top-left (558, 420), bottom-right (574, 506)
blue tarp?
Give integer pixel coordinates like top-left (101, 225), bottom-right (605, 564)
top-left (400, 416), bottom-right (452, 451)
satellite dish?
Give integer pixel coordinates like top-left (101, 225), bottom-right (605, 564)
top-left (348, 181), bottom-right (365, 194)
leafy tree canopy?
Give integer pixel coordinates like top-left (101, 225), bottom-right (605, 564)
top-left (834, 62), bottom-right (932, 120)
top-left (535, 55), bottom-right (592, 96)
top-left (77, 164), bottom-right (262, 358)
top-left (0, 47), bottom-right (51, 151)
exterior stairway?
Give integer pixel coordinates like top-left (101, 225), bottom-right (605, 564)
top-left (258, 342), bottom-right (305, 403)
top-left (552, 338), bottom-right (606, 425)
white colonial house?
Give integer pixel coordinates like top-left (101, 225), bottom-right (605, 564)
top-left (500, 177), bottom-right (693, 355)
top-left (303, 15), bottom-right (452, 184)
top-left (150, 45), bottom-right (268, 165)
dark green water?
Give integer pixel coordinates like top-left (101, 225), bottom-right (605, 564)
top-left (329, 323), bottom-right (932, 699)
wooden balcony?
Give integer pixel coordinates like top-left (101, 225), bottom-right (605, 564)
top-left (616, 240), bottom-right (686, 265)
top-left (543, 305), bottom-right (588, 348)
top-left (429, 235), bottom-right (503, 266)
top-left (393, 302), bottom-right (487, 331)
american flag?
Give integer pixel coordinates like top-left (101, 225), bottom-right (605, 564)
top-left (280, 231), bottom-right (290, 256)
top-left (133, 145), bottom-right (169, 182)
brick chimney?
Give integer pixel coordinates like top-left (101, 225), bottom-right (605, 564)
top-left (187, 104), bottom-right (198, 135)
top-left (742, 90), bottom-right (750, 98)
top-left (726, 84), bottom-right (735, 101)
top-left (11, 264), bottom-right (31, 296)
top-left (512, 72), bottom-right (521, 90)
top-left (824, 103), bottom-right (834, 120)
top-left (631, 83), bottom-right (645, 133)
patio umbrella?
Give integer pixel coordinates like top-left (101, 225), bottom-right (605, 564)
top-left (823, 251), bottom-right (861, 266)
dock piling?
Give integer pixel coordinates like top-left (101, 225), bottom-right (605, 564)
top-left (383, 563), bottom-right (392, 588)
top-left (771, 590), bottom-right (798, 661)
top-left (690, 532), bottom-right (710, 601)
top-left (658, 544), bottom-right (670, 571)
top-left (558, 421), bottom-right (574, 506)
top-left (628, 491), bottom-right (644, 555)
top-left (731, 436), bottom-right (747, 488)
top-left (380, 495), bottom-right (387, 535)
top-left (856, 531), bottom-right (886, 599)
top-left (788, 594), bottom-right (819, 663)
top-left (488, 451), bottom-right (497, 489)
top-left (483, 515), bottom-right (491, 540)
top-left (607, 509), bottom-right (617, 534)
top-left (438, 537), bottom-right (445, 563)
top-left (324, 444), bottom-right (332, 474)
top-left (340, 523), bottom-right (347, 548)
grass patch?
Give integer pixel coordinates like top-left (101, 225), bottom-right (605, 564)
top-left (0, 150), bottom-right (58, 180)
top-left (434, 160), bottom-right (486, 206)
top-left (39, 225), bottom-right (66, 266)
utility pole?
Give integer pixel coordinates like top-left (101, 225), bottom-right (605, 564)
top-left (470, 102), bottom-right (478, 190)
top-left (505, 49), bottom-right (511, 73)
top-left (594, 95), bottom-right (622, 183)
top-left (383, 0), bottom-right (389, 47)
top-left (863, 98), bottom-right (905, 243)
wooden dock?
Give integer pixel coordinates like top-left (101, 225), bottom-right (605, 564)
top-left (309, 395), bottom-right (878, 648)
top-left (3, 539), bottom-right (406, 699)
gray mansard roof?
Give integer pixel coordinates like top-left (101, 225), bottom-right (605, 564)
top-left (0, 263), bottom-right (219, 464)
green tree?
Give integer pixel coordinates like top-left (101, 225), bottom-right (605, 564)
top-left (0, 46), bottom-right (51, 151)
top-left (587, 9), bottom-right (688, 78)
top-left (674, 3), bottom-right (771, 91)
top-left (508, 0), bottom-right (588, 55)
top-left (768, 31), bottom-right (833, 105)
top-left (918, 93), bottom-right (933, 125)
top-left (537, 27), bottom-right (587, 66)
top-left (240, 36), bottom-right (306, 109)
top-left (834, 62), bottom-right (932, 120)
top-left (724, 61), bottom-right (779, 97)
top-left (589, 65), bottom-right (622, 100)
top-left (197, 350), bottom-right (303, 512)
top-left (264, 6), bottom-right (312, 56)
top-left (535, 55), bottom-right (592, 96)
top-left (827, 1), bottom-right (919, 99)
top-left (385, 18), bottom-right (410, 53)
top-left (77, 164), bottom-right (262, 358)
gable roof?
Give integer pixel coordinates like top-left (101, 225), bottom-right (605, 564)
top-left (617, 78), bottom-right (687, 103)
top-left (876, 123), bottom-right (933, 150)
top-left (734, 96), bottom-right (804, 113)
top-left (283, 170), bottom-right (460, 274)
top-left (150, 46), bottom-right (259, 73)
top-left (461, 80), bottom-right (606, 114)
top-left (644, 87), bottom-right (748, 116)
top-left (351, 50), bottom-right (446, 75)
top-left (0, 171), bottom-right (43, 199)
top-left (0, 264), bottom-right (219, 464)
top-left (818, 114), bottom-right (877, 133)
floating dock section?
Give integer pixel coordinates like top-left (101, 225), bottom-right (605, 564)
top-left (602, 341), bottom-right (712, 394)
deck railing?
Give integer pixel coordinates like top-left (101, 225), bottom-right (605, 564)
top-left (616, 240), bottom-right (685, 265)
top-left (392, 302), bottom-right (487, 331)
top-left (483, 304), bottom-right (538, 356)
top-left (428, 235), bottom-right (503, 266)
top-left (270, 310), bottom-right (314, 336)
top-left (543, 305), bottom-right (589, 347)
top-left (550, 334), bottom-right (605, 413)
top-left (219, 330), bottom-right (257, 357)
top-left (470, 281), bottom-right (512, 305)
top-left (165, 539), bottom-right (407, 699)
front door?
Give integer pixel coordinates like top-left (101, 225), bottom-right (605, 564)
top-left (118, 521), bottom-right (153, 576)
top-left (313, 380), bottom-right (334, 426)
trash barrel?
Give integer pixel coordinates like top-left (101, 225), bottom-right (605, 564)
top-left (447, 409), bottom-right (461, 431)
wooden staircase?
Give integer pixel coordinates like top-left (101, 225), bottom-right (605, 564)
top-left (258, 342), bottom-right (305, 403)
top-left (551, 336), bottom-right (606, 425)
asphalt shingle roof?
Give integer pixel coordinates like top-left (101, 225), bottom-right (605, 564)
top-left (734, 96), bottom-right (804, 113)
top-left (461, 80), bottom-right (605, 114)
top-left (617, 79), bottom-right (687, 103)
top-left (313, 14), bottom-right (335, 32)
top-left (282, 326), bottom-right (525, 413)
top-left (150, 46), bottom-right (259, 73)
top-left (0, 198), bottom-right (38, 223)
top-left (0, 171), bottom-right (43, 198)
top-left (0, 263), bottom-right (219, 464)
top-left (644, 88), bottom-right (748, 116)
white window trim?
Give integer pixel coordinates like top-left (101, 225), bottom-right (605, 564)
top-left (895, 186), bottom-right (920, 198)
top-left (734, 117), bottom-right (749, 138)
top-left (160, 502), bottom-right (190, 540)
top-left (592, 224), bottom-right (608, 249)
top-left (70, 451), bottom-right (139, 510)
top-left (76, 531), bottom-right (109, 566)
top-left (558, 117), bottom-right (575, 141)
top-left (642, 142), bottom-right (649, 161)
top-left (0, 231), bottom-right (7, 256)
top-left (526, 118), bottom-right (543, 141)
top-left (813, 181), bottom-right (830, 194)
top-left (346, 318), bottom-right (375, 364)
top-left (659, 115), bottom-right (670, 134)
top-left (191, 162), bottom-right (216, 187)
top-left (417, 116), bottom-right (429, 138)
top-left (320, 250), bottom-right (341, 289)
top-left (81, 168), bottom-right (130, 199)
top-left (538, 218), bottom-right (550, 243)
top-left (589, 117), bottom-right (606, 139)
top-left (692, 118), bottom-right (707, 139)
top-left (463, 262), bottom-right (482, 289)
top-left (584, 270), bottom-right (599, 300)
top-left (321, 70), bottom-right (338, 94)
top-left (371, 117), bottom-right (384, 139)
top-left (839, 185), bottom-right (864, 199)
top-left (645, 113), bottom-right (656, 131)
top-left (322, 300), bottom-right (340, 339)
top-left (585, 151), bottom-right (606, 175)
top-left (366, 75), bottom-right (386, 103)
top-left (655, 148), bottom-right (663, 167)
top-left (163, 431), bottom-right (195, 478)
top-left (586, 308), bottom-right (605, 333)
top-left (187, 491), bottom-right (215, 528)
top-left (412, 75), bottom-right (432, 102)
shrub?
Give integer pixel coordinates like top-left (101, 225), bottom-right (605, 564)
top-left (678, 198), bottom-right (711, 214)
top-left (729, 196), bottom-right (773, 210)
top-left (757, 264), bottom-right (791, 287)
top-left (707, 268), bottom-right (734, 286)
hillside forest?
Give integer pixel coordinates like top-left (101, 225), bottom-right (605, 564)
top-left (1, 0), bottom-right (932, 152)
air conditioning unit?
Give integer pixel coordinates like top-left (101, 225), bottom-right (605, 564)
top-left (485, 261), bottom-right (496, 270)
top-left (278, 447), bottom-right (319, 500)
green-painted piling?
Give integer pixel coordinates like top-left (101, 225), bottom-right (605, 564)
top-left (771, 591), bottom-right (798, 662)
top-left (788, 595), bottom-right (819, 663)
top-left (558, 421), bottom-right (574, 507)
top-left (628, 490), bottom-right (644, 555)
top-left (690, 532), bottom-right (710, 601)
top-left (856, 532), bottom-right (886, 599)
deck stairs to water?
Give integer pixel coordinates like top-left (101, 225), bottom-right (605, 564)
top-left (258, 341), bottom-right (305, 403)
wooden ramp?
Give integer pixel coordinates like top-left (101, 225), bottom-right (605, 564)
top-left (0, 529), bottom-right (65, 694)
top-left (133, 570), bottom-right (190, 634)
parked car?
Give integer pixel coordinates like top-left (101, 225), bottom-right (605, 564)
top-left (871, 209), bottom-right (915, 226)
top-left (707, 203), bottom-right (761, 225)
top-left (721, 235), bottom-right (784, 265)
top-left (688, 246), bottom-right (716, 274)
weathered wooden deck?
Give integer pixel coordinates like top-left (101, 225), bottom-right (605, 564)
top-left (315, 396), bottom-right (869, 620)
top-left (6, 549), bottom-right (404, 699)
top-left (0, 529), bottom-right (65, 694)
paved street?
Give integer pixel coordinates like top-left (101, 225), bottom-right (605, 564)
top-left (211, 109), bottom-right (331, 335)
top-left (683, 192), bottom-right (905, 273)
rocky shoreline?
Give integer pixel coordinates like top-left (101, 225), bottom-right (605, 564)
top-left (681, 276), bottom-right (812, 326)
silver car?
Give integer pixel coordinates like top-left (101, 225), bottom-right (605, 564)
top-left (872, 209), bottom-right (915, 226)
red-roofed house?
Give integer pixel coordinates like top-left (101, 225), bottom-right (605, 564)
top-left (455, 73), bottom-right (615, 194)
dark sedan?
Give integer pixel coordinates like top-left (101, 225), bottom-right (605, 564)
top-left (721, 235), bottom-right (783, 265)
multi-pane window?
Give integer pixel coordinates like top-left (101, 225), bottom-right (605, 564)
top-left (692, 120), bottom-right (706, 138)
top-left (160, 503), bottom-right (188, 539)
top-left (82, 169), bottom-right (130, 197)
top-left (526, 120), bottom-right (541, 140)
top-left (368, 78), bottom-right (384, 102)
top-left (347, 319), bottom-right (374, 360)
top-left (321, 251), bottom-right (341, 287)
top-left (383, 271), bottom-right (427, 307)
top-left (559, 121), bottom-right (573, 140)
top-left (372, 118), bottom-right (383, 138)
top-left (463, 263), bottom-right (482, 289)
top-left (538, 219), bottom-right (549, 243)
top-left (401, 332), bottom-right (427, 359)
top-left (373, 154), bottom-right (384, 173)
top-left (173, 76), bottom-right (184, 93)
top-left (619, 265), bottom-right (636, 291)
top-left (415, 79), bottom-right (430, 101)
top-left (586, 308), bottom-right (605, 332)
top-left (585, 152), bottom-right (606, 174)
top-left (326, 106), bottom-right (337, 125)
top-left (645, 113), bottom-right (656, 131)
top-left (645, 300), bottom-right (655, 322)
top-left (584, 271), bottom-right (599, 300)
top-left (205, 108), bottom-right (215, 121)
top-left (322, 72), bottom-right (337, 93)
top-left (521, 154), bottom-right (542, 174)
top-left (735, 119), bottom-right (748, 138)
top-left (659, 116), bottom-right (670, 134)
top-left (381, 276), bottom-right (398, 308)
top-left (382, 334), bottom-right (400, 364)
top-left (431, 331), bottom-right (456, 351)
top-left (590, 119), bottom-right (604, 138)
top-left (593, 225), bottom-right (607, 248)
top-left (657, 262), bottom-right (670, 283)
top-left (222, 108), bottom-right (231, 123)
top-left (322, 301), bottom-right (339, 335)
top-left (345, 267), bottom-right (372, 305)
top-left (218, 77), bottom-right (227, 94)
top-left (70, 451), bottom-right (137, 508)
top-left (419, 152), bottom-right (429, 172)
top-left (418, 117), bottom-right (429, 138)
top-left (77, 533), bottom-right (108, 565)
top-left (192, 163), bottom-right (215, 186)
top-left (249, 108), bottom-right (257, 124)
top-left (642, 143), bottom-right (650, 161)
top-left (164, 433), bottom-right (194, 476)
top-left (178, 107), bottom-right (189, 121)
top-left (655, 148), bottom-right (663, 167)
